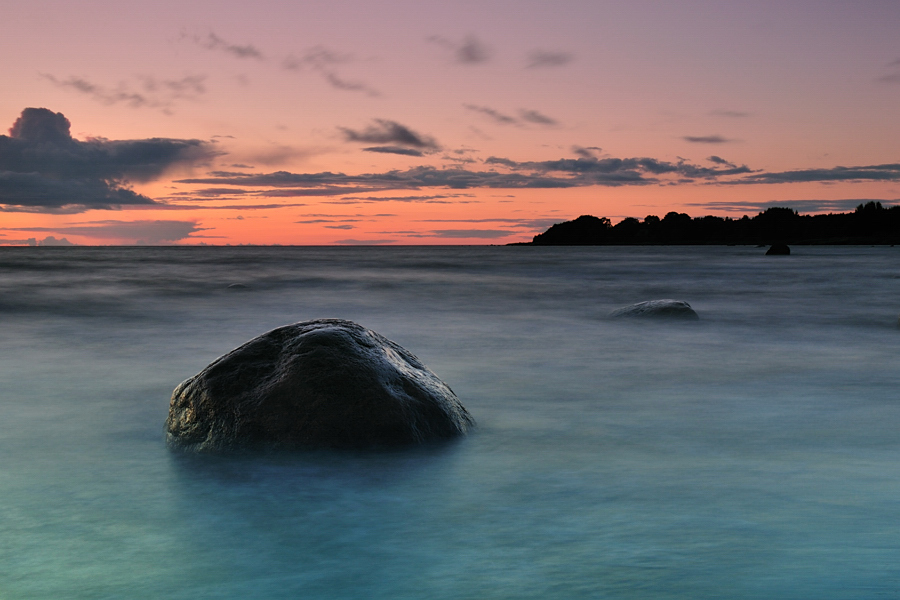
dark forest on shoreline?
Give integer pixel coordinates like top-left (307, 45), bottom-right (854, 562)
top-left (518, 202), bottom-right (900, 246)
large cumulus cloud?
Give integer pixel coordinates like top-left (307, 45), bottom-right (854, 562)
top-left (0, 107), bottom-right (218, 210)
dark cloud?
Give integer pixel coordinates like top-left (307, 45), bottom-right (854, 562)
top-left (519, 109), bottom-right (558, 126)
top-left (363, 146), bottom-right (425, 157)
top-left (683, 135), bottom-right (732, 144)
top-left (464, 104), bottom-right (518, 125)
top-left (324, 224), bottom-right (355, 229)
top-left (687, 199), bottom-right (897, 213)
top-left (526, 50), bottom-right (573, 68)
top-left (428, 35), bottom-right (491, 64)
top-left (6, 219), bottom-right (204, 244)
top-left (0, 108), bottom-right (218, 210)
top-left (0, 172), bottom-right (154, 208)
top-left (194, 32), bottom-right (264, 60)
top-left (340, 120), bottom-right (440, 151)
top-left (729, 164), bottom-right (900, 184)
top-left (176, 154), bottom-right (898, 198)
top-left (176, 154), bottom-right (754, 194)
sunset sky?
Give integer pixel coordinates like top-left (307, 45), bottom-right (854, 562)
top-left (1, 0), bottom-right (898, 245)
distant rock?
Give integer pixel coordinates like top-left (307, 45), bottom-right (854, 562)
top-left (226, 283), bottom-right (249, 289)
top-left (609, 299), bottom-right (699, 321)
top-left (766, 243), bottom-right (791, 255)
top-left (165, 319), bottom-right (474, 452)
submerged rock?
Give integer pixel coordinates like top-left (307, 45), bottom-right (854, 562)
top-left (165, 319), bottom-right (474, 452)
top-left (609, 299), bottom-right (699, 321)
top-left (766, 243), bottom-right (791, 255)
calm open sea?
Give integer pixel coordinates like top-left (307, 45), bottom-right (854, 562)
top-left (1, 245), bottom-right (899, 599)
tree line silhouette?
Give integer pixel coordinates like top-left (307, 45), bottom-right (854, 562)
top-left (524, 202), bottom-right (900, 245)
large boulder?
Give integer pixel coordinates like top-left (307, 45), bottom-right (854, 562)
top-left (609, 299), bottom-right (699, 320)
top-left (165, 319), bottom-right (474, 452)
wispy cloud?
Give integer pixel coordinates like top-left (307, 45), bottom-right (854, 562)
top-left (321, 72), bottom-right (379, 96)
top-left (464, 104), bottom-right (518, 125)
top-left (282, 46), bottom-right (379, 95)
top-left (519, 109), bottom-right (557, 126)
top-left (464, 104), bottom-right (559, 127)
top-left (41, 74), bottom-right (206, 112)
top-left (427, 35), bottom-right (492, 64)
top-left (191, 32), bottom-right (264, 60)
top-left (526, 50), bottom-right (573, 68)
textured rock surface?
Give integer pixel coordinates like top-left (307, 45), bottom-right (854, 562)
top-left (166, 319), bottom-right (474, 451)
top-left (609, 299), bottom-right (699, 320)
top-left (766, 243), bottom-right (791, 255)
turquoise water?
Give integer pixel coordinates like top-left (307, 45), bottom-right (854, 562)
top-left (1, 246), bottom-right (899, 598)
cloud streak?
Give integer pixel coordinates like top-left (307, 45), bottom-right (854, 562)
top-left (729, 163), bottom-right (900, 184)
top-left (683, 135), bottom-right (732, 144)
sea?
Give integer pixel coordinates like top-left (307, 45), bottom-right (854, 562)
top-left (1, 245), bottom-right (898, 599)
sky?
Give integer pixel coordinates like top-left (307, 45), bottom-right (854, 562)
top-left (1, 0), bottom-right (898, 245)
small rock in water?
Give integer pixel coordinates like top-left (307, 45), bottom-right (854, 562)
top-left (165, 319), bottom-right (474, 452)
top-left (226, 283), bottom-right (249, 289)
top-left (766, 243), bottom-right (791, 255)
top-left (609, 299), bottom-right (699, 321)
